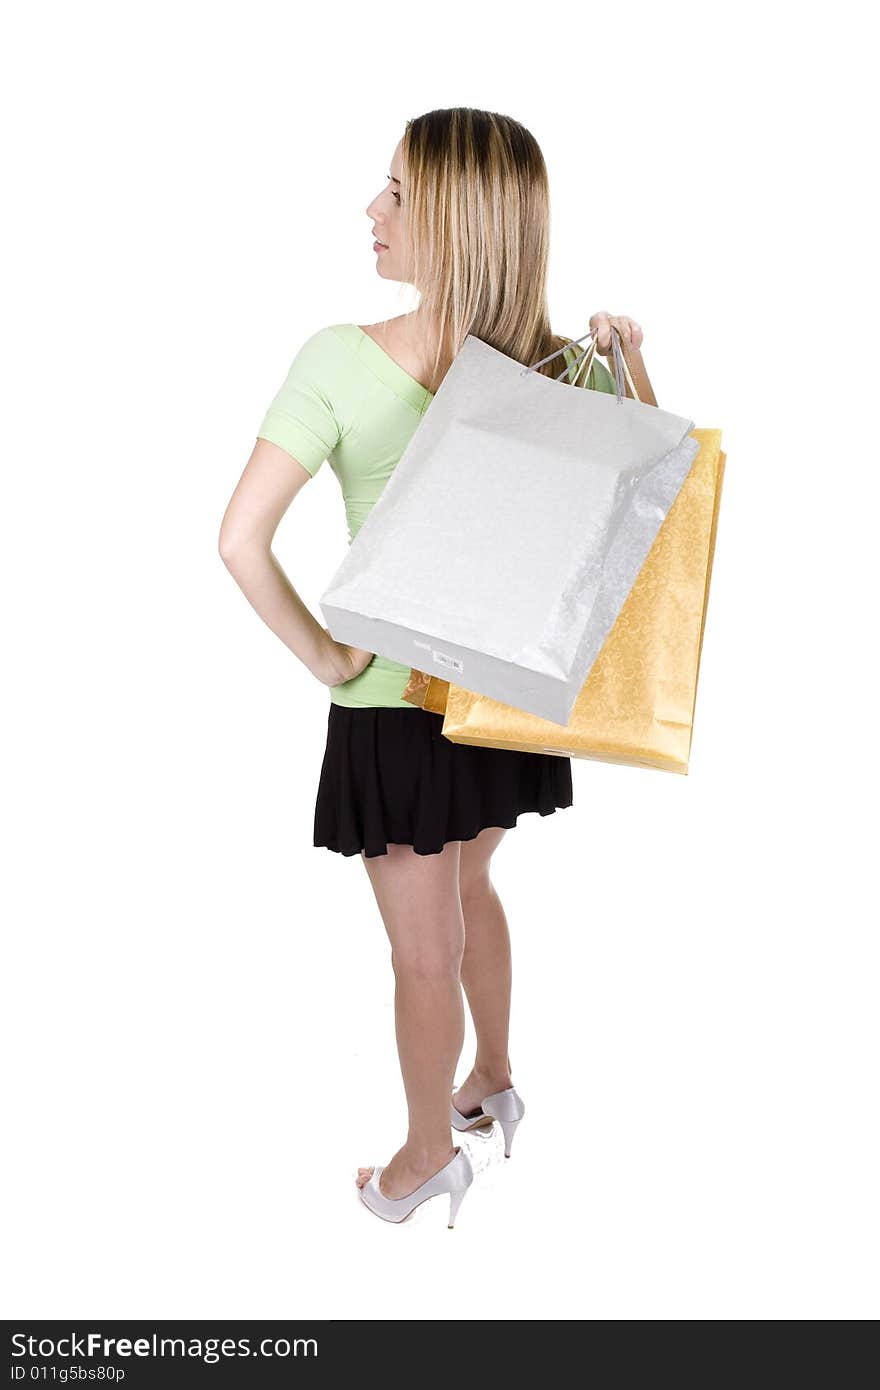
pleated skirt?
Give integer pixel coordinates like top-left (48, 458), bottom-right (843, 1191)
top-left (313, 704), bottom-right (573, 858)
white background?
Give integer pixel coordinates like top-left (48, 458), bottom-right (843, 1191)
top-left (3, 0), bottom-right (877, 1321)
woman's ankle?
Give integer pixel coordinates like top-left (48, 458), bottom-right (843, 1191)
top-left (402, 1135), bottom-right (457, 1171)
top-left (472, 1060), bottom-right (514, 1093)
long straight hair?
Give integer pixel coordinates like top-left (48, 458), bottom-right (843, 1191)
top-left (399, 107), bottom-right (588, 395)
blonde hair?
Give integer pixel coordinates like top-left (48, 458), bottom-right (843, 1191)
top-left (395, 107), bottom-right (589, 395)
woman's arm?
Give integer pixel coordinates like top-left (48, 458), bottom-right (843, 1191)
top-left (589, 310), bottom-right (658, 406)
top-left (218, 437), bottom-right (372, 687)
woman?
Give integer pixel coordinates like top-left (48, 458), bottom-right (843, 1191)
top-left (219, 108), bottom-right (646, 1228)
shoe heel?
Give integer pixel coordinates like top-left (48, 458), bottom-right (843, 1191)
top-left (499, 1116), bottom-right (521, 1158)
top-left (447, 1186), bottom-right (469, 1228)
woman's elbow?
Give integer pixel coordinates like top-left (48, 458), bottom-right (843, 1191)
top-left (218, 524), bottom-right (238, 566)
top-left (218, 522), bottom-right (254, 568)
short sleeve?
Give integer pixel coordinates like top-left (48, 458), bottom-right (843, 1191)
top-left (256, 328), bottom-right (344, 476)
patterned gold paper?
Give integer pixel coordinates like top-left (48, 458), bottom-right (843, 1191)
top-left (402, 667), bottom-right (450, 713)
top-left (405, 429), bottom-right (725, 774)
top-left (401, 667), bottom-right (431, 707)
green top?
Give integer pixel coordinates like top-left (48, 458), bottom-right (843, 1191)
top-left (256, 322), bottom-right (619, 709)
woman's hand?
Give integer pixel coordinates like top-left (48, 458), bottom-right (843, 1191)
top-left (315, 626), bottom-right (374, 688)
top-left (589, 311), bottom-right (644, 356)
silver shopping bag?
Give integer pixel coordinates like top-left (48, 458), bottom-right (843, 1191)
top-left (319, 328), bottom-right (700, 725)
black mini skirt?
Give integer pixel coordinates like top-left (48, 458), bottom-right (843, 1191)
top-left (313, 703), bottom-right (573, 858)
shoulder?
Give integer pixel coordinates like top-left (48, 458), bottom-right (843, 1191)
top-left (258, 325), bottom-right (362, 470)
top-left (287, 322), bottom-right (358, 370)
top-left (358, 314), bottom-right (410, 332)
top-left (274, 324), bottom-right (368, 410)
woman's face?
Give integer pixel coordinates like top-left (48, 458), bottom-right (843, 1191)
top-left (366, 138), bottom-right (410, 283)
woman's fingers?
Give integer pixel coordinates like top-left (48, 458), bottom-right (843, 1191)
top-left (588, 311), bottom-right (644, 354)
top-left (347, 645), bottom-right (374, 677)
top-left (589, 309), bottom-right (613, 353)
top-left (616, 316), bottom-right (643, 350)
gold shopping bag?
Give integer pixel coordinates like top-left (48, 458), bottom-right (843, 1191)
top-left (402, 427), bottom-right (725, 774)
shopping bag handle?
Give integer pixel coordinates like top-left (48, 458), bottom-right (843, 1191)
top-left (521, 325), bottom-right (641, 404)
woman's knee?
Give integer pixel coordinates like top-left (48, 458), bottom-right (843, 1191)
top-left (362, 840), bottom-right (466, 978)
top-left (390, 932), bottom-right (465, 984)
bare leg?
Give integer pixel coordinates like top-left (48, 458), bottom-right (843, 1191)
top-left (454, 827), bottom-right (515, 1115)
top-left (355, 840), bottom-right (466, 1200)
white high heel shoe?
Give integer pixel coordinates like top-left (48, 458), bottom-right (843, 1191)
top-left (358, 1146), bottom-right (474, 1227)
top-left (450, 1085), bottom-right (526, 1157)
